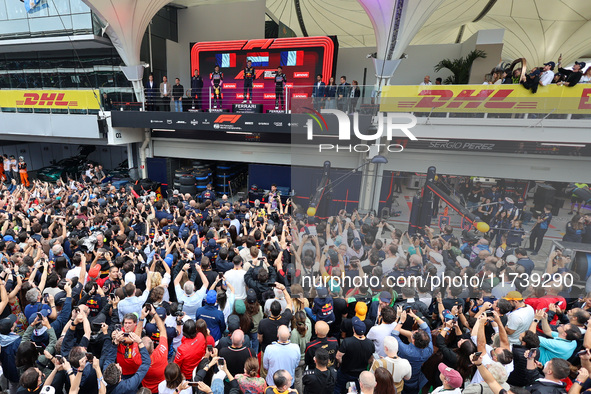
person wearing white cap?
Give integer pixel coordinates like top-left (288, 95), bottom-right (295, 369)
top-left (428, 250), bottom-right (445, 277)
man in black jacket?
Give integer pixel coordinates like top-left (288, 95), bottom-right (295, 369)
top-left (303, 348), bottom-right (336, 394)
top-left (336, 76), bottom-right (350, 112)
top-left (191, 70), bottom-right (203, 109)
top-left (145, 74), bottom-right (158, 111)
top-left (524, 351), bottom-right (569, 393)
top-left (557, 56), bottom-right (585, 87)
top-left (172, 78), bottom-right (184, 112)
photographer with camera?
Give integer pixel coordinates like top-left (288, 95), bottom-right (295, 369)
top-left (102, 330), bottom-right (151, 394)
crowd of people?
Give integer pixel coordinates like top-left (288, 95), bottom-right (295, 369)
top-left (0, 174), bottom-right (589, 394)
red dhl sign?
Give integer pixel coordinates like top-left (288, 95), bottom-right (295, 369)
top-left (380, 85), bottom-right (591, 114)
top-left (7, 90), bottom-right (100, 110)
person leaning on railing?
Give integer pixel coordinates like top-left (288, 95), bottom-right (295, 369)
top-left (557, 54), bottom-right (585, 87)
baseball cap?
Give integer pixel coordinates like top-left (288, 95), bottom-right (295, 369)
top-left (194, 248), bottom-right (203, 257)
top-left (155, 307), bottom-right (167, 320)
top-left (544, 61), bottom-right (555, 70)
top-left (164, 254), bottom-right (174, 267)
top-left (429, 251), bottom-right (443, 264)
top-left (504, 291), bottom-right (523, 301)
top-left (206, 290), bottom-right (217, 304)
top-left (28, 309), bottom-right (50, 326)
top-left (355, 302), bottom-right (368, 321)
top-left (3, 235), bottom-right (14, 242)
top-left (88, 264), bottom-right (101, 279)
top-left (442, 309), bottom-right (455, 321)
top-left (124, 272), bottom-right (136, 285)
top-left (379, 290), bottom-right (392, 304)
top-left (0, 314), bottom-right (16, 334)
top-left (228, 315), bottom-right (240, 332)
top-left (353, 238), bottom-right (362, 250)
top-left (246, 288), bottom-right (257, 304)
top-left (438, 363), bottom-right (463, 389)
top-left (234, 299), bottom-right (246, 314)
top-left (208, 239), bottom-right (217, 248)
top-left (316, 286), bottom-right (328, 298)
top-left (456, 256), bottom-right (470, 268)
top-left (352, 316), bottom-right (366, 335)
top-left (576, 61), bottom-right (587, 69)
top-left (40, 387), bottom-right (55, 394)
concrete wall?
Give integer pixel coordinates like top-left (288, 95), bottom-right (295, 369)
top-left (461, 29), bottom-right (504, 84)
top-left (390, 43), bottom-right (459, 85)
top-left (335, 47), bottom-right (378, 87)
top-left (166, 0), bottom-right (265, 91)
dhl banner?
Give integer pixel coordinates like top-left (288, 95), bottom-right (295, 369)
top-left (380, 84), bottom-right (591, 114)
top-left (1, 90), bottom-right (101, 110)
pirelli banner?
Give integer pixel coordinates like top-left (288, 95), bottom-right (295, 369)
top-left (380, 84), bottom-right (591, 114)
top-left (1, 90), bottom-right (101, 110)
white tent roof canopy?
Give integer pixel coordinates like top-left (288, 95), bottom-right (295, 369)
top-left (267, 0), bottom-right (591, 66)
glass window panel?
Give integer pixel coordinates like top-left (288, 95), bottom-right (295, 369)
top-left (71, 12), bottom-right (91, 32)
top-left (69, 0), bottom-right (90, 14)
top-left (10, 72), bottom-right (27, 89)
top-left (0, 76), bottom-right (10, 89)
top-left (6, 1), bottom-right (26, 20)
top-left (29, 15), bottom-right (71, 34)
top-left (96, 71), bottom-right (115, 88)
top-left (0, 19), bottom-right (29, 36)
top-left (0, 3), bottom-right (8, 21)
top-left (48, 0), bottom-right (71, 16)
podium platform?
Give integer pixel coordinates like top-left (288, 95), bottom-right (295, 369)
top-left (233, 103), bottom-right (263, 113)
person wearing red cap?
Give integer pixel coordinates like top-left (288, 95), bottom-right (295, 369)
top-left (433, 363), bottom-right (463, 393)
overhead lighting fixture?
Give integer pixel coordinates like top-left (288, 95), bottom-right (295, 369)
top-left (540, 143), bottom-right (585, 147)
top-left (226, 131), bottom-right (253, 135)
top-left (152, 128), bottom-right (175, 132)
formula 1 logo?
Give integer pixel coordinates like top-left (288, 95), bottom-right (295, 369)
top-left (16, 93), bottom-right (76, 107)
top-left (214, 114), bottom-right (241, 123)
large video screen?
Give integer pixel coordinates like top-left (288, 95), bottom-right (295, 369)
top-left (190, 36), bottom-right (338, 112)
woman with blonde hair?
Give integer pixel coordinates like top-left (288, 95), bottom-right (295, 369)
top-left (290, 284), bottom-right (309, 313)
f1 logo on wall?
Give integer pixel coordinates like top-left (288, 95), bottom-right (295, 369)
top-left (214, 115), bottom-right (242, 124)
top-left (213, 114), bottom-right (243, 130)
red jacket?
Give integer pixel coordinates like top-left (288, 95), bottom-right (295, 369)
top-left (174, 332), bottom-right (207, 380)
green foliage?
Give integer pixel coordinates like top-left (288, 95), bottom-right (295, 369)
top-left (434, 50), bottom-right (487, 84)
